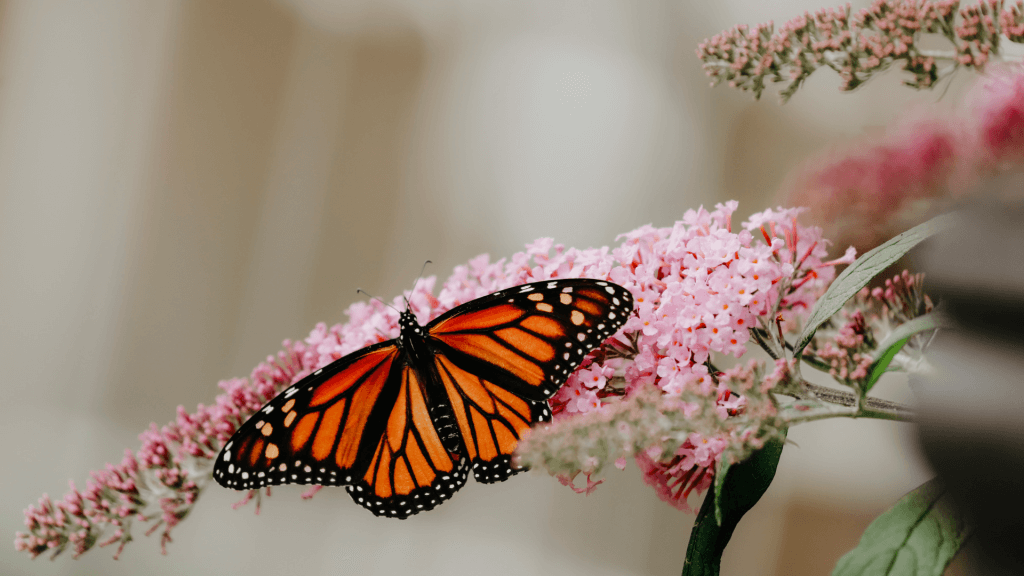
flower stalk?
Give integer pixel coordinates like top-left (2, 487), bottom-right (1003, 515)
top-left (16, 202), bottom-right (934, 559)
top-left (698, 0), bottom-right (1024, 102)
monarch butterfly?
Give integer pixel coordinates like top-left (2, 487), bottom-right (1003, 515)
top-left (214, 278), bottom-right (633, 518)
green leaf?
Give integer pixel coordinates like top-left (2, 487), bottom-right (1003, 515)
top-left (683, 432), bottom-right (787, 576)
top-left (863, 313), bottom-right (944, 394)
top-left (794, 214), bottom-right (954, 356)
top-left (832, 479), bottom-right (969, 576)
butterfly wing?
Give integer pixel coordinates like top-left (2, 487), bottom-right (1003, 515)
top-left (214, 342), bottom-right (401, 490)
top-left (214, 341), bottom-right (466, 518)
top-left (344, 363), bottom-right (469, 518)
top-left (426, 279), bottom-right (633, 482)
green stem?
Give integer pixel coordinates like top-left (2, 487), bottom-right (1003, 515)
top-left (780, 405), bottom-right (856, 425)
top-left (857, 404), bottom-right (913, 423)
top-left (803, 382), bottom-right (913, 420)
top-left (780, 383), bottom-right (914, 425)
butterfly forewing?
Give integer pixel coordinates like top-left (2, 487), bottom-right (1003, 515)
top-left (214, 342), bottom-right (402, 490)
top-left (425, 278), bottom-right (633, 482)
top-left (427, 279), bottom-right (633, 399)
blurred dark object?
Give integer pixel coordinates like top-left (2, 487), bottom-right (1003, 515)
top-left (912, 171), bottom-right (1024, 575)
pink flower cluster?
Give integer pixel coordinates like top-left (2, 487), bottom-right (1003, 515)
top-left (16, 344), bottom-right (310, 559)
top-left (518, 356), bottom-right (795, 513)
top-left (812, 309), bottom-right (877, 383)
top-left (15, 202), bottom-right (853, 558)
top-left (603, 203), bottom-right (840, 397)
top-left (967, 63), bottom-right (1024, 165)
top-left (697, 0), bottom-right (1024, 101)
top-left (807, 271), bottom-right (935, 385)
top-left (784, 61), bottom-right (1024, 253)
top-left (519, 204), bottom-right (854, 511)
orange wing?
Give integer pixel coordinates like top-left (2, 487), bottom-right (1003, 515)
top-left (214, 344), bottom-right (400, 490)
top-left (214, 343), bottom-right (467, 518)
top-left (345, 364), bottom-right (469, 518)
top-left (432, 350), bottom-right (547, 483)
top-left (426, 278), bottom-right (634, 482)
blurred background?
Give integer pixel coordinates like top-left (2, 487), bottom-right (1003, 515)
top-left (0, 0), bottom-right (948, 574)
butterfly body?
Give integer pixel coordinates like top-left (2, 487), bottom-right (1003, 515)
top-left (393, 309), bottom-right (466, 454)
top-left (215, 279), bottom-right (633, 518)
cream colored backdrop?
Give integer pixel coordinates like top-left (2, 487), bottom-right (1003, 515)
top-left (1, 1), bottom-right (937, 575)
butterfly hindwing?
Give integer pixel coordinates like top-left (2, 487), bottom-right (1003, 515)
top-left (432, 350), bottom-right (553, 483)
top-left (426, 278), bottom-right (633, 482)
top-left (214, 342), bottom-right (402, 490)
top-left (344, 364), bottom-right (469, 518)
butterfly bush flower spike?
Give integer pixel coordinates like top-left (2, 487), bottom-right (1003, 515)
top-left (518, 203), bottom-right (851, 511)
top-left (698, 0), bottom-right (1024, 102)
top-left (17, 201), bottom-right (861, 557)
top-left (806, 270), bottom-right (936, 384)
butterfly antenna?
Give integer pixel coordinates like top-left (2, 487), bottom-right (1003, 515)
top-left (356, 288), bottom-right (399, 314)
top-left (405, 260), bottom-right (432, 312)
top-left (413, 260), bottom-right (432, 293)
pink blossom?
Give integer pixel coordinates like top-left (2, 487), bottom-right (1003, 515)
top-left (807, 270), bottom-right (934, 387)
top-left (967, 62), bottom-right (1024, 164)
top-left (556, 471), bottom-right (604, 495)
top-left (782, 59), bottom-right (1024, 254)
top-left (698, 0), bottom-right (1024, 102)
top-left (17, 203), bottom-right (852, 558)
top-left (521, 203), bottom-right (844, 510)
top-left (784, 109), bottom-right (969, 253)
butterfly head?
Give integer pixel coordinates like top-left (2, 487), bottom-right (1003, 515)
top-left (398, 309), bottom-right (423, 336)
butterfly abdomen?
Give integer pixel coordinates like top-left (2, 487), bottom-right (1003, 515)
top-left (428, 400), bottom-right (462, 453)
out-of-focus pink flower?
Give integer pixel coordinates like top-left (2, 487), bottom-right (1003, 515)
top-left (556, 471), bottom-right (604, 495)
top-left (636, 442), bottom-right (716, 513)
top-left (783, 59), bottom-right (1024, 254)
top-left (967, 63), bottom-right (1024, 165)
top-left (785, 114), bottom-right (964, 252)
